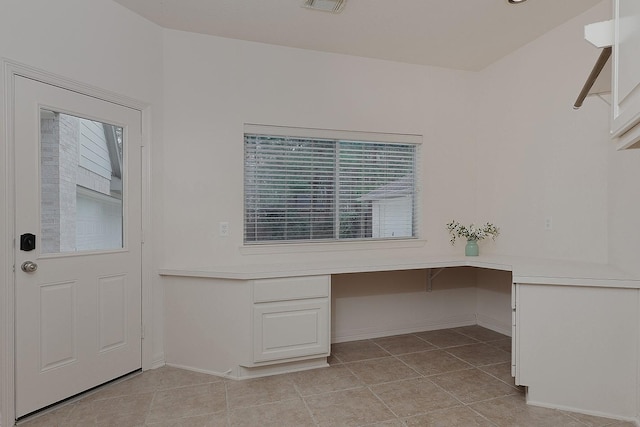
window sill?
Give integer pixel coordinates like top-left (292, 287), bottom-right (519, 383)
top-left (239, 238), bottom-right (427, 256)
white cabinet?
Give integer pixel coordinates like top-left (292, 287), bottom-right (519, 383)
top-left (513, 283), bottom-right (639, 418)
top-left (612, 0), bottom-right (640, 148)
top-left (251, 275), bottom-right (330, 364)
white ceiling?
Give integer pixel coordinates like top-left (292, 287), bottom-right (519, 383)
top-left (113, 0), bottom-right (602, 71)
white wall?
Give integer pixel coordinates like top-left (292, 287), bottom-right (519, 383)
top-left (0, 1), bottom-right (164, 425)
top-left (608, 147), bottom-right (640, 275)
top-left (332, 268), bottom-right (479, 342)
top-left (474, 1), bottom-right (613, 264)
top-left (161, 29), bottom-right (477, 270)
top-left (475, 269), bottom-right (512, 336)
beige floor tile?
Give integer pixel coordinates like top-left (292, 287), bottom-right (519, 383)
top-left (562, 411), bottom-right (633, 427)
top-left (291, 364), bottom-right (363, 395)
top-left (331, 340), bottom-right (390, 362)
top-left (86, 366), bottom-right (221, 402)
top-left (346, 357), bottom-right (420, 385)
top-left (430, 369), bottom-right (517, 404)
top-left (370, 377), bottom-right (460, 417)
top-left (365, 420), bottom-right (406, 426)
top-left (64, 392), bottom-right (154, 425)
top-left (606, 422), bottom-right (638, 427)
top-left (305, 387), bottom-right (396, 426)
top-left (470, 395), bottom-right (586, 427)
top-left (478, 362), bottom-right (517, 387)
top-left (399, 349), bottom-right (473, 376)
top-left (229, 397), bottom-right (315, 427)
top-left (372, 334), bottom-right (437, 355)
top-left (414, 329), bottom-right (479, 349)
top-left (80, 373), bottom-right (150, 402)
top-left (96, 412), bottom-right (147, 427)
top-left (16, 402), bottom-right (77, 427)
top-left (327, 353), bottom-right (342, 365)
top-left (146, 383), bottom-right (226, 423)
top-left (149, 366), bottom-right (224, 389)
top-left (445, 343), bottom-right (510, 367)
top-left (225, 374), bottom-right (298, 409)
top-left (489, 338), bottom-right (512, 354)
top-left (452, 326), bottom-right (509, 342)
top-left (146, 411), bottom-right (230, 427)
top-left (19, 326), bottom-right (627, 427)
top-left (404, 406), bottom-right (497, 426)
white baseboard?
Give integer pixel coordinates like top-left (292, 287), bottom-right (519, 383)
top-left (476, 313), bottom-right (511, 337)
top-left (150, 352), bottom-right (166, 370)
top-left (331, 314), bottom-right (477, 343)
top-left (526, 396), bottom-right (639, 426)
top-left (164, 362), bottom-right (233, 380)
top-left (165, 358), bottom-right (329, 381)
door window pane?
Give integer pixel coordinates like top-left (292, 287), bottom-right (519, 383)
top-left (40, 109), bottom-right (124, 253)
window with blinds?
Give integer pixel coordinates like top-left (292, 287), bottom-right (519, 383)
top-left (244, 126), bottom-right (419, 244)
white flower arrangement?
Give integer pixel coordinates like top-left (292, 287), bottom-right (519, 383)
top-left (446, 220), bottom-right (500, 245)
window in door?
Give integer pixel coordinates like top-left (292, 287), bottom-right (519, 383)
top-left (40, 109), bottom-right (124, 253)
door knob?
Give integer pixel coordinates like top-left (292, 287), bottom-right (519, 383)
top-left (21, 261), bottom-right (38, 273)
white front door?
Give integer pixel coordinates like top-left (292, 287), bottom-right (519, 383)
top-left (14, 76), bottom-right (142, 418)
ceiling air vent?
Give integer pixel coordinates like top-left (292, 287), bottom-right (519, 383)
top-left (303, 0), bottom-right (346, 13)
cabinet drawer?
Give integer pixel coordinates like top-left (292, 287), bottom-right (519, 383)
top-left (253, 275), bottom-right (329, 303)
top-left (253, 299), bottom-right (330, 362)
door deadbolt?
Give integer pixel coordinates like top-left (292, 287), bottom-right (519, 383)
top-left (20, 233), bottom-right (36, 251)
top-left (21, 261), bottom-right (38, 273)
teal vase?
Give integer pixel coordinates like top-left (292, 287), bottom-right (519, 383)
top-left (465, 239), bottom-right (479, 256)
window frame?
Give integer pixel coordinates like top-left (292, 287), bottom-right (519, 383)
top-left (243, 124), bottom-right (422, 245)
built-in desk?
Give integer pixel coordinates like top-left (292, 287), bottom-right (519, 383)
top-left (159, 255), bottom-right (640, 423)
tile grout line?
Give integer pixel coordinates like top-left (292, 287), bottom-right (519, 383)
top-left (142, 389), bottom-right (158, 426)
top-left (292, 375), bottom-right (322, 426)
top-left (223, 380), bottom-right (232, 427)
top-left (463, 402), bottom-right (501, 427)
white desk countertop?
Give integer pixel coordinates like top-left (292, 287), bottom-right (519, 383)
top-left (159, 254), bottom-right (640, 288)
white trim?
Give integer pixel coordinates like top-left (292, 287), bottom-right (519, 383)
top-left (525, 397), bottom-right (639, 426)
top-left (239, 238), bottom-right (426, 255)
top-left (165, 359), bottom-right (329, 381)
top-left (331, 314), bottom-right (476, 343)
top-left (0, 58), bottom-right (155, 427)
top-left (5, 61), bottom-right (147, 111)
top-left (0, 57), bottom-right (16, 427)
top-left (244, 123), bottom-right (423, 145)
top-left (475, 313), bottom-right (512, 337)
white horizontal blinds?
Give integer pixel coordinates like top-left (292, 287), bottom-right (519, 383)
top-left (245, 134), bottom-right (336, 242)
top-left (338, 141), bottom-right (416, 239)
top-left (244, 128), bottom-right (419, 244)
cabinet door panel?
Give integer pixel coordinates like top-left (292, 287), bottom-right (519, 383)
top-left (253, 299), bottom-right (329, 362)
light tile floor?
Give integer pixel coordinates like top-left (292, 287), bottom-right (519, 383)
top-left (18, 326), bottom-right (635, 427)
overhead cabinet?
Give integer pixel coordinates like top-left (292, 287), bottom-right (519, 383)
top-left (583, 0), bottom-right (640, 148)
top-left (611, 0), bottom-right (640, 148)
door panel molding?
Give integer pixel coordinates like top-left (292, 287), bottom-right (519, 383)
top-left (0, 59), bottom-right (154, 426)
